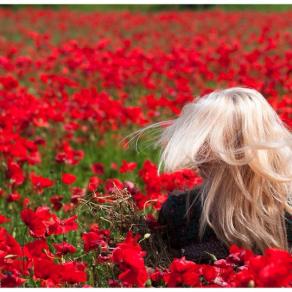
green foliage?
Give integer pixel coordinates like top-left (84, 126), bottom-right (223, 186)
top-left (1, 4), bottom-right (292, 12)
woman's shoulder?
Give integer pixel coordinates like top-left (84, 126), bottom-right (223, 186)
top-left (158, 185), bottom-right (209, 248)
top-left (162, 185), bottom-right (202, 207)
top-left (285, 212), bottom-right (292, 248)
top-left (158, 186), bottom-right (202, 224)
top-left (157, 185), bottom-right (229, 260)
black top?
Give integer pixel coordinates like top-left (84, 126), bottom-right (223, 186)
top-left (158, 186), bottom-right (292, 263)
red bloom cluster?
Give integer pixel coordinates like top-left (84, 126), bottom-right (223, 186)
top-left (104, 232), bottom-right (292, 288)
top-left (62, 173), bottom-right (76, 185)
top-left (119, 160), bottom-right (137, 173)
top-left (149, 244), bottom-right (292, 288)
top-left (162, 258), bottom-right (218, 287)
top-left (82, 223), bottom-right (110, 252)
top-left (0, 7), bottom-right (291, 287)
top-left (21, 207), bottom-right (78, 237)
top-left (132, 160), bottom-right (202, 210)
top-left (112, 232), bottom-right (148, 287)
top-left (0, 227), bottom-right (87, 287)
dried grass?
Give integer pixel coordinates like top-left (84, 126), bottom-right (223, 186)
top-left (78, 184), bottom-right (173, 269)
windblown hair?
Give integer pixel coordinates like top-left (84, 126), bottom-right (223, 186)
top-left (124, 87), bottom-right (292, 253)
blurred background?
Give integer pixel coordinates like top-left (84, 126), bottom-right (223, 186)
top-left (1, 4), bottom-right (292, 11)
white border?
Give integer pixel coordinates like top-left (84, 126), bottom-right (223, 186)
top-left (1, 0), bottom-right (292, 4)
top-left (0, 1), bottom-right (291, 290)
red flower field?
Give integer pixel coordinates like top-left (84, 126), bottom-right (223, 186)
top-left (0, 6), bottom-right (291, 287)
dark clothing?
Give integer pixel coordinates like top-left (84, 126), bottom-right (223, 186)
top-left (158, 186), bottom-right (292, 263)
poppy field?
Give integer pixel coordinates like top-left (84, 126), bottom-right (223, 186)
top-left (0, 6), bottom-right (291, 288)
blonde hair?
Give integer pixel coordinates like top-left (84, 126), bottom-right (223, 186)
top-left (124, 87), bottom-right (292, 253)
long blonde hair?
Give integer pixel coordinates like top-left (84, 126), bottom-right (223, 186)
top-left (124, 87), bottom-right (292, 253)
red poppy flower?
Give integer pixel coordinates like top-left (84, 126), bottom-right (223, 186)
top-left (0, 227), bottom-right (24, 279)
top-left (112, 231), bottom-right (148, 287)
top-left (6, 161), bottom-right (25, 186)
top-left (119, 160), bottom-right (137, 173)
top-left (104, 178), bottom-right (124, 193)
top-left (21, 207), bottom-right (78, 238)
top-left (21, 207), bottom-right (51, 238)
top-left (55, 142), bottom-right (84, 165)
top-left (163, 257), bottom-right (200, 287)
top-left (71, 187), bottom-right (86, 204)
top-left (58, 261), bottom-right (87, 284)
top-left (23, 239), bottom-right (54, 275)
top-left (87, 176), bottom-right (101, 192)
top-left (50, 195), bottom-right (63, 211)
top-left (7, 192), bottom-right (21, 202)
top-left (61, 173), bottom-right (76, 185)
top-left (0, 214), bottom-right (10, 224)
top-left (0, 272), bottom-right (26, 287)
top-left (91, 162), bottom-right (105, 175)
top-left (82, 224), bottom-right (110, 252)
top-left (53, 242), bottom-right (77, 256)
top-left (47, 215), bottom-right (78, 236)
top-left (30, 172), bottom-right (54, 192)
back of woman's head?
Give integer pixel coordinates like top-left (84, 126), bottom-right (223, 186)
top-left (126, 87), bottom-right (292, 253)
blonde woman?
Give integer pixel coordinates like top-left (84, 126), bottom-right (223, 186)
top-left (128, 87), bottom-right (292, 262)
